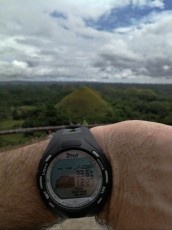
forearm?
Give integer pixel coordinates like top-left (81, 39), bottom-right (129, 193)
top-left (92, 121), bottom-right (172, 230)
top-left (0, 139), bottom-right (59, 230)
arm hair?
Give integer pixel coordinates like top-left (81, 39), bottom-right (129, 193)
top-left (0, 139), bottom-right (60, 230)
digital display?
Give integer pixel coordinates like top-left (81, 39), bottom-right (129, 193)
top-left (48, 150), bottom-right (102, 200)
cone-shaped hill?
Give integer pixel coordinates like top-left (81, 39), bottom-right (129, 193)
top-left (56, 86), bottom-right (113, 123)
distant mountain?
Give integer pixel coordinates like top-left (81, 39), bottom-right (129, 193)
top-left (56, 86), bottom-right (113, 123)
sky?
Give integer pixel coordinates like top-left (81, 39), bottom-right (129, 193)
top-left (0, 0), bottom-right (172, 83)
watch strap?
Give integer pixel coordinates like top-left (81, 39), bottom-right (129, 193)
top-left (43, 126), bottom-right (101, 157)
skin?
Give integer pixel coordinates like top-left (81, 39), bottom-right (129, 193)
top-left (92, 120), bottom-right (172, 230)
top-left (0, 139), bottom-right (58, 230)
top-left (0, 120), bottom-right (172, 230)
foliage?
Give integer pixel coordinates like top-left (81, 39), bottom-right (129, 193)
top-left (0, 134), bottom-right (32, 148)
top-left (0, 120), bottom-right (23, 130)
top-left (125, 88), bottom-right (157, 101)
top-left (56, 86), bottom-right (113, 124)
top-left (0, 82), bottom-right (172, 147)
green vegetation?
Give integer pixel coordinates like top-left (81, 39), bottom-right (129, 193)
top-left (56, 86), bottom-right (113, 123)
top-left (0, 134), bottom-right (32, 148)
top-left (0, 120), bottom-right (23, 130)
top-left (0, 82), bottom-right (172, 147)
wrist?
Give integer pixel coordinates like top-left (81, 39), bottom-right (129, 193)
top-left (90, 125), bottom-right (121, 226)
top-left (91, 121), bottom-right (163, 230)
top-left (0, 139), bottom-right (60, 230)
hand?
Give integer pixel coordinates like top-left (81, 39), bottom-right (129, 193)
top-left (91, 120), bottom-right (172, 230)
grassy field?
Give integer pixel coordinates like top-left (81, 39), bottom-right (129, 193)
top-left (0, 134), bottom-right (33, 148)
top-left (0, 120), bottom-right (26, 148)
top-left (0, 119), bottom-right (23, 130)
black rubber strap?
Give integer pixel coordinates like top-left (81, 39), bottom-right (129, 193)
top-left (43, 126), bottom-right (101, 157)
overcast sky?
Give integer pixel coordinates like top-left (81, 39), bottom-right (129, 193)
top-left (0, 0), bottom-right (172, 83)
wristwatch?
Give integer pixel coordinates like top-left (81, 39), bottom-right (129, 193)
top-left (37, 126), bottom-right (112, 218)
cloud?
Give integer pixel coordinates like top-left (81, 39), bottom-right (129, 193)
top-left (0, 0), bottom-right (172, 83)
top-left (93, 10), bottom-right (172, 80)
top-left (12, 60), bottom-right (28, 69)
top-left (132, 0), bottom-right (164, 8)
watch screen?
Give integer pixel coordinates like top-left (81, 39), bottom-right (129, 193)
top-left (46, 150), bottom-right (102, 207)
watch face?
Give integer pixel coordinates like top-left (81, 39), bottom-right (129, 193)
top-left (46, 150), bottom-right (103, 208)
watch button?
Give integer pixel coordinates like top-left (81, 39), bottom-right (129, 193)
top-left (92, 150), bottom-right (99, 157)
top-left (97, 197), bottom-right (103, 204)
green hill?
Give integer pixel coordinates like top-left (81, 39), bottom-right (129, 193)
top-left (56, 86), bottom-right (113, 123)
